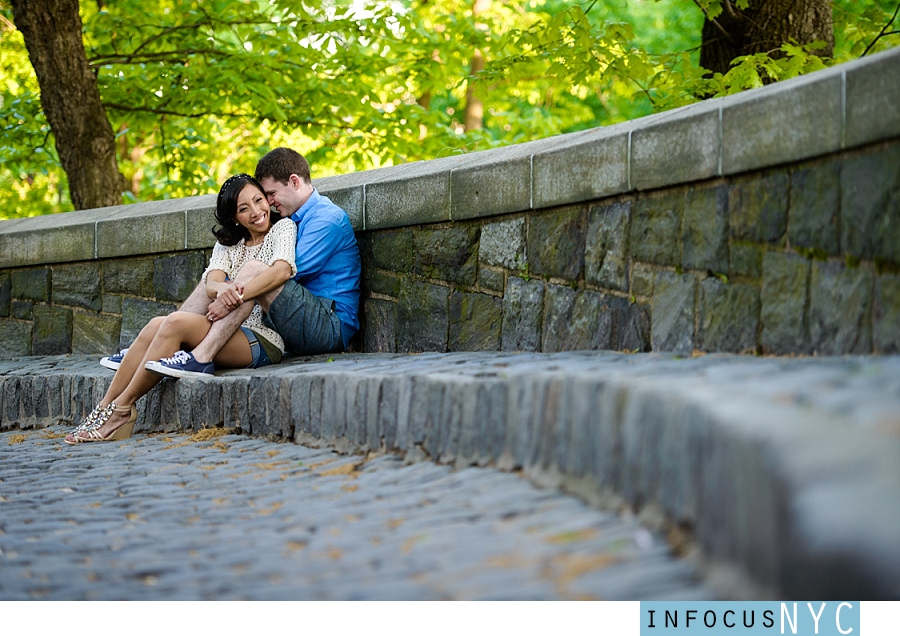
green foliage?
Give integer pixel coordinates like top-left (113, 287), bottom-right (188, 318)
top-left (0, 13), bottom-right (71, 216)
top-left (0, 0), bottom-right (898, 219)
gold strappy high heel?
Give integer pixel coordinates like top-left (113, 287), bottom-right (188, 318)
top-left (65, 403), bottom-right (136, 444)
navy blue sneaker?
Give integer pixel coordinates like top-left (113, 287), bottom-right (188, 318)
top-left (100, 348), bottom-right (129, 370)
top-left (144, 350), bottom-right (214, 379)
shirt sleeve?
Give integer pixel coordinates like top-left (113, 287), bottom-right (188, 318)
top-left (294, 214), bottom-right (341, 281)
top-left (265, 218), bottom-right (298, 276)
top-left (201, 242), bottom-right (233, 283)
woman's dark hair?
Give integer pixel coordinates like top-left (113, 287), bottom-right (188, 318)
top-left (212, 173), bottom-right (268, 246)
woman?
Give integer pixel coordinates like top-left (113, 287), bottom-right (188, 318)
top-left (65, 174), bottom-right (297, 444)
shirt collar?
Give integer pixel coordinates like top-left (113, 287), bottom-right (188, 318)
top-left (290, 188), bottom-right (320, 224)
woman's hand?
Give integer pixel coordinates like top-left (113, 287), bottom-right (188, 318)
top-left (206, 298), bottom-right (231, 322)
top-left (215, 281), bottom-right (246, 310)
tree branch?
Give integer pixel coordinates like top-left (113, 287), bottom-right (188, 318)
top-left (102, 102), bottom-right (338, 129)
top-left (86, 11), bottom-right (298, 66)
top-left (862, 1), bottom-right (900, 57)
top-left (89, 48), bottom-right (230, 67)
top-left (691, 0), bottom-right (734, 44)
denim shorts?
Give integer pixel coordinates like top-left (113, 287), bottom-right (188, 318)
top-left (263, 279), bottom-right (343, 356)
top-left (240, 327), bottom-right (273, 369)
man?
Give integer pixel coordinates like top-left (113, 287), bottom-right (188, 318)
top-left (143, 148), bottom-right (360, 377)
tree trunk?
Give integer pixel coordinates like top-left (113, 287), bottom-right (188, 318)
top-left (463, 0), bottom-right (490, 132)
top-left (11, 0), bottom-right (123, 210)
top-left (700, 0), bottom-right (834, 76)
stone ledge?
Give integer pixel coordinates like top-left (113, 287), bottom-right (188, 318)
top-left (2, 47), bottom-right (897, 265)
top-left (2, 351), bottom-right (897, 599)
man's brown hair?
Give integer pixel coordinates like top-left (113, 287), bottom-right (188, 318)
top-left (255, 147), bottom-right (311, 185)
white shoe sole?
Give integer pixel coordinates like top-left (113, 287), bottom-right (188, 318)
top-left (144, 361), bottom-right (212, 379)
top-left (99, 358), bottom-right (121, 370)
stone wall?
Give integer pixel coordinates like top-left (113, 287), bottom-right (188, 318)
top-left (358, 141), bottom-right (900, 356)
top-left (1, 47), bottom-right (898, 359)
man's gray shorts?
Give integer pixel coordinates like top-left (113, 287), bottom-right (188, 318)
top-left (263, 279), bottom-right (343, 356)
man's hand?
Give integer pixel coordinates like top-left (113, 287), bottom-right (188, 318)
top-left (206, 298), bottom-right (232, 322)
top-left (215, 281), bottom-right (245, 310)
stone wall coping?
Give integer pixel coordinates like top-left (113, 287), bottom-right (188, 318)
top-left (1, 46), bottom-right (898, 268)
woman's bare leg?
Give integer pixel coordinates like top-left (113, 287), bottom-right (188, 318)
top-left (73, 311), bottom-right (253, 439)
top-left (97, 316), bottom-right (166, 408)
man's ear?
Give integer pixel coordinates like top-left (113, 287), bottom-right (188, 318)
top-left (289, 174), bottom-right (303, 190)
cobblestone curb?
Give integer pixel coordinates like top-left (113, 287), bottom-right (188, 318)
top-left (1, 352), bottom-right (898, 598)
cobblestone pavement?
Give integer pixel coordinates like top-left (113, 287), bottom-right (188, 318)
top-left (0, 426), bottom-right (712, 600)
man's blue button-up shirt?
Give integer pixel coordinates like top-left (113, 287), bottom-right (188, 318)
top-left (289, 190), bottom-right (361, 348)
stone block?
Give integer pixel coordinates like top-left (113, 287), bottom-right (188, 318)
top-left (396, 280), bottom-right (449, 352)
top-left (874, 273), bottom-right (900, 354)
top-left (478, 267), bottom-right (505, 292)
top-left (683, 185), bottom-right (728, 273)
top-left (102, 257), bottom-right (155, 297)
top-left (316, 164), bottom-right (416, 232)
top-left (371, 229), bottom-right (413, 272)
top-left (532, 125), bottom-right (630, 209)
top-left (189, 377), bottom-right (223, 430)
top-left (366, 270), bottom-right (401, 297)
top-left (154, 252), bottom-right (207, 302)
top-left (183, 196), bottom-right (218, 249)
top-left (11, 268), bottom-right (50, 303)
top-left (721, 74), bottom-right (841, 174)
top-left (731, 242), bottom-right (764, 279)
top-left (809, 261), bottom-right (874, 355)
top-left (616, 300), bottom-right (651, 352)
top-left (0, 320), bottom-right (31, 357)
top-left (448, 292), bottom-right (502, 351)
top-left (841, 145), bottom-right (900, 264)
top-left (631, 105), bottom-right (720, 190)
top-left (365, 155), bottom-right (476, 230)
top-left (32, 305), bottom-right (72, 355)
top-left (729, 172), bottom-right (789, 244)
top-left (0, 272), bottom-right (9, 317)
top-left (72, 313), bottom-right (122, 355)
top-left (220, 377), bottom-right (250, 435)
top-left (362, 297), bottom-right (397, 353)
top-left (51, 263), bottom-right (102, 310)
top-left (631, 189), bottom-right (683, 266)
top-left (10, 301), bottom-right (32, 321)
top-left (651, 271), bottom-right (697, 354)
top-left (527, 206), bottom-right (586, 280)
top-left (0, 215), bottom-right (97, 269)
top-left (102, 295), bottom-right (123, 315)
top-left (450, 145), bottom-right (532, 220)
top-left (845, 47), bottom-right (900, 148)
top-left (414, 225), bottom-right (480, 286)
top-left (630, 263), bottom-right (655, 297)
top-left (585, 201), bottom-right (630, 291)
top-left (480, 216), bottom-right (526, 270)
top-left (247, 376), bottom-right (271, 437)
top-left (789, 159), bottom-right (841, 256)
top-left (542, 286), bottom-right (612, 352)
top-left (120, 298), bottom-right (177, 350)
top-left (698, 278), bottom-right (760, 353)
top-left (501, 276), bottom-right (544, 352)
top-left (97, 204), bottom-right (186, 258)
top-left (761, 252), bottom-right (811, 354)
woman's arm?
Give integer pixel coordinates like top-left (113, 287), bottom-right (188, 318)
top-left (205, 270), bottom-right (229, 299)
top-left (206, 269), bottom-right (245, 308)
